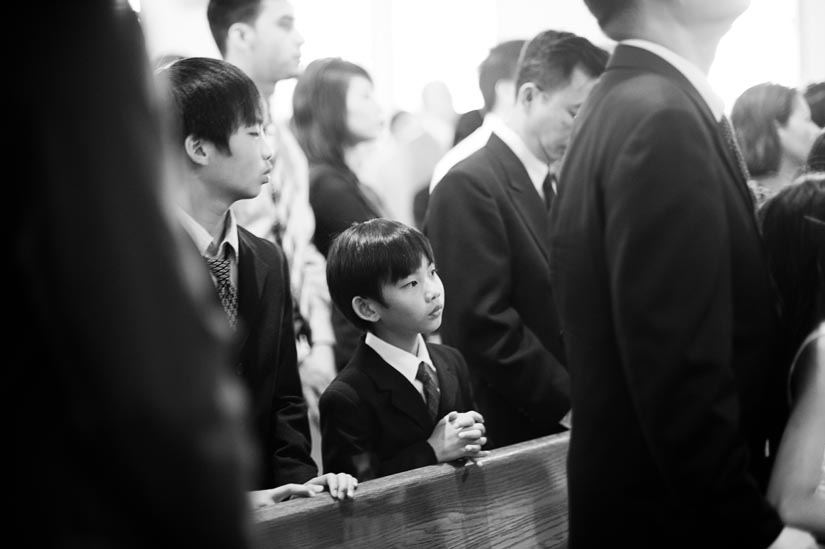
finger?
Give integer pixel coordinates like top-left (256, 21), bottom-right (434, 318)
top-left (467, 410), bottom-right (485, 423)
top-left (477, 436), bottom-right (487, 446)
top-left (463, 444), bottom-right (481, 453)
top-left (327, 473), bottom-right (339, 499)
top-left (348, 478), bottom-right (358, 498)
top-left (446, 411), bottom-right (459, 422)
top-left (457, 429), bottom-right (482, 439)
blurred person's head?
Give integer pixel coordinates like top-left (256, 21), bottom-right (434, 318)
top-left (731, 83), bottom-right (820, 179)
top-left (207, 0), bottom-right (304, 94)
top-left (158, 57), bottom-right (273, 203)
top-left (478, 39), bottom-right (526, 116)
top-left (804, 81), bottom-right (825, 128)
top-left (513, 30), bottom-right (608, 165)
top-left (758, 175), bottom-right (825, 357)
top-left (583, 0), bottom-right (750, 42)
top-left (292, 57), bottom-right (383, 168)
top-left (806, 132), bottom-right (825, 174)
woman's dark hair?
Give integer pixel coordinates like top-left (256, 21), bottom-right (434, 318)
top-left (731, 83), bottom-right (798, 178)
top-left (758, 175), bottom-right (825, 358)
top-left (292, 57), bottom-right (372, 168)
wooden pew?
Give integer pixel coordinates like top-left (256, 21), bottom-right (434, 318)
top-left (252, 432), bottom-right (570, 548)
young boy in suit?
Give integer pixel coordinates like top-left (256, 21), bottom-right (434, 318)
top-left (320, 218), bottom-right (489, 481)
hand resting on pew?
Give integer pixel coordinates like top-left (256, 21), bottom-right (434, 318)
top-left (248, 472), bottom-right (359, 509)
top-left (427, 410), bottom-right (490, 463)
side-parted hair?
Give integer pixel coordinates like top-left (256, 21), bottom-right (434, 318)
top-left (292, 57), bottom-right (373, 168)
top-left (731, 83), bottom-right (799, 178)
top-left (207, 0), bottom-right (263, 57)
top-left (157, 56), bottom-right (263, 154)
top-left (326, 218), bottom-right (435, 332)
top-left (758, 176), bottom-right (825, 359)
top-left (478, 39), bottom-right (526, 112)
top-left (515, 31), bottom-right (609, 94)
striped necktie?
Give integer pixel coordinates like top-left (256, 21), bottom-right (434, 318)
top-left (416, 362), bottom-right (440, 422)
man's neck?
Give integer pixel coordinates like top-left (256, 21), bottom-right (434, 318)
top-left (223, 54), bottom-right (277, 99)
top-left (627, 19), bottom-right (732, 74)
top-left (181, 178), bottom-right (232, 241)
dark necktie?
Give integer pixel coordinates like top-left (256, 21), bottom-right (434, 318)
top-left (416, 362), bottom-right (440, 422)
top-left (719, 116), bottom-right (756, 205)
top-left (204, 256), bottom-right (238, 330)
top-left (542, 172), bottom-right (556, 211)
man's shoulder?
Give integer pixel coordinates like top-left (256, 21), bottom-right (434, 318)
top-left (237, 225), bottom-right (287, 265)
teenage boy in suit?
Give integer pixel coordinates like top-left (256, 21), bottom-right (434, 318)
top-left (549, 1), bottom-right (817, 548)
top-left (158, 56), bottom-right (356, 505)
top-left (320, 219), bottom-right (489, 481)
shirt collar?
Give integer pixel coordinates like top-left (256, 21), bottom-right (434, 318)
top-left (177, 206), bottom-right (239, 261)
top-left (365, 332), bottom-right (435, 386)
top-left (621, 39), bottom-right (725, 121)
top-left (494, 119), bottom-right (550, 197)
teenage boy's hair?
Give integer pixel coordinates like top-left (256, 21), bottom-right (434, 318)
top-left (157, 56), bottom-right (263, 154)
top-left (327, 218), bottom-right (435, 332)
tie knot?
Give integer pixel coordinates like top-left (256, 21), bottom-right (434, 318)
top-left (204, 256), bottom-right (232, 281)
top-left (416, 362), bottom-right (432, 384)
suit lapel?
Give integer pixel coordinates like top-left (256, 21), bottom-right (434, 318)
top-left (356, 343), bottom-right (433, 432)
top-left (486, 134), bottom-right (552, 266)
top-left (609, 45), bottom-right (756, 214)
top-left (429, 345), bottom-right (459, 418)
top-left (235, 230), bottom-right (267, 357)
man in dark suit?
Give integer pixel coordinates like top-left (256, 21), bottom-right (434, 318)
top-left (424, 31), bottom-right (608, 448)
top-left (549, 1), bottom-right (817, 548)
top-left (321, 219), bottom-right (488, 480)
top-left (160, 57), bottom-right (356, 503)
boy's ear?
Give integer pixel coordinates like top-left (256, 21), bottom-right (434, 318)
top-left (184, 135), bottom-right (209, 166)
top-left (352, 296), bottom-right (380, 324)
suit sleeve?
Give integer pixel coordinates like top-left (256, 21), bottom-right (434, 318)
top-left (269, 246), bottom-right (317, 486)
top-left (426, 171), bottom-right (570, 425)
top-left (604, 107), bottom-right (782, 547)
top-left (320, 384), bottom-right (437, 481)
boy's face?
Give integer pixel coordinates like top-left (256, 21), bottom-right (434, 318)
top-left (205, 122), bottom-right (273, 202)
top-left (371, 256), bottom-right (444, 341)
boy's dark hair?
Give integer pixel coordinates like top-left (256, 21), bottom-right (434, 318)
top-left (326, 218), bottom-right (435, 332)
top-left (806, 131), bottom-right (825, 173)
top-left (515, 30), bottom-right (609, 94)
top-left (207, 0), bottom-right (263, 57)
top-left (157, 56), bottom-right (263, 154)
top-left (758, 176), bottom-right (825, 360)
top-left (478, 39), bottom-right (526, 113)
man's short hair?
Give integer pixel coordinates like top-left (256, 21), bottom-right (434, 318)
top-left (515, 31), bottom-right (609, 93)
top-left (478, 39), bottom-right (526, 112)
top-left (207, 0), bottom-right (263, 56)
top-left (157, 56), bottom-right (263, 154)
top-left (731, 82), bottom-right (798, 178)
top-left (326, 219), bottom-right (435, 332)
top-left (804, 81), bottom-right (825, 128)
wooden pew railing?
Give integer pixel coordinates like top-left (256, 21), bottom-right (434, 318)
top-left (252, 432), bottom-right (570, 548)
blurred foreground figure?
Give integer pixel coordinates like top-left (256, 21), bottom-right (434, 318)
top-left (550, 0), bottom-right (817, 548)
top-left (10, 1), bottom-right (255, 546)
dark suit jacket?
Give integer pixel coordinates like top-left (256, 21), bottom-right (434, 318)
top-left (548, 45), bottom-right (784, 549)
top-left (424, 133), bottom-right (570, 448)
top-left (319, 339), bottom-right (477, 480)
top-left (235, 227), bottom-right (317, 489)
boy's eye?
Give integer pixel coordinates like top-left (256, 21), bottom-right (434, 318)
top-left (403, 280), bottom-right (418, 288)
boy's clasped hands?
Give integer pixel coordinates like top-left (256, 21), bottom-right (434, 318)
top-left (428, 410), bottom-right (490, 462)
